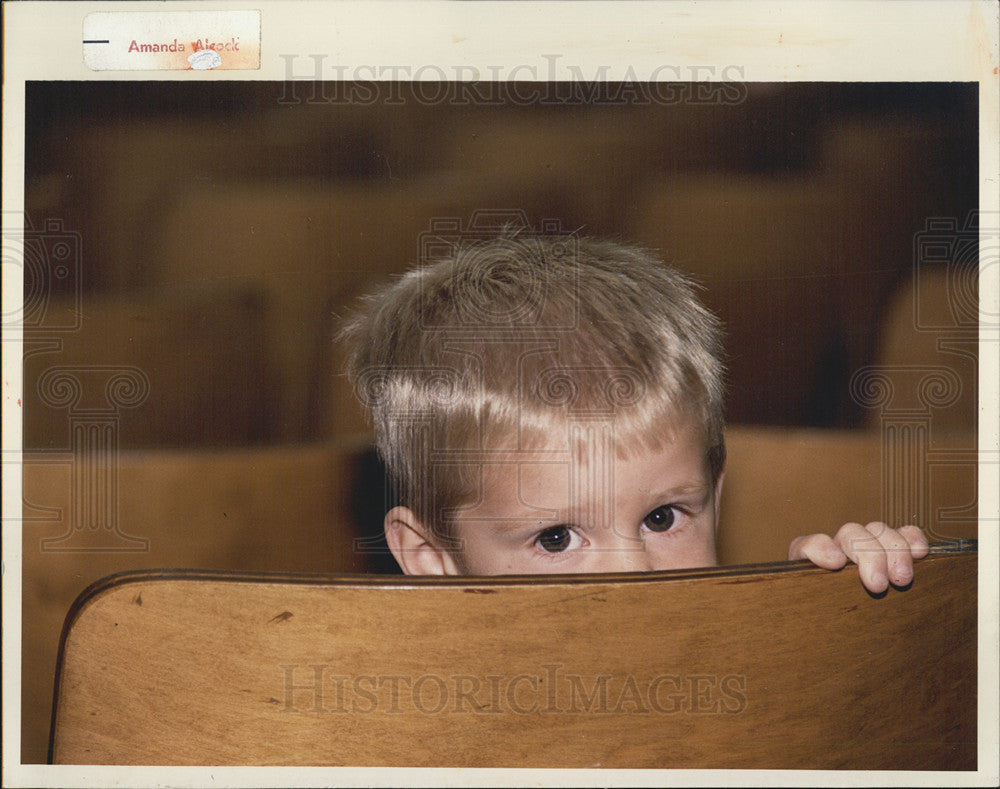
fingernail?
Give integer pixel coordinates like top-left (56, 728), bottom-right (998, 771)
top-left (871, 571), bottom-right (888, 589)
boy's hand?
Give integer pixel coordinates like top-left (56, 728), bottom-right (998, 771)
top-left (788, 523), bottom-right (929, 593)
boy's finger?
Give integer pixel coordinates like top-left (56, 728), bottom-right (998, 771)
top-left (788, 533), bottom-right (848, 569)
top-left (834, 522), bottom-right (889, 592)
top-left (863, 521), bottom-right (915, 587)
top-left (865, 522), bottom-right (923, 586)
top-left (899, 524), bottom-right (930, 558)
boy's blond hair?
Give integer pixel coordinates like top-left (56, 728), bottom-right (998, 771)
top-left (341, 233), bottom-right (725, 537)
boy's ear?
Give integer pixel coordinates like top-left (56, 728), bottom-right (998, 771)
top-left (384, 506), bottom-right (462, 575)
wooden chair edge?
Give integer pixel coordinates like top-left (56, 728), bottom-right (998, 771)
top-left (47, 539), bottom-right (978, 763)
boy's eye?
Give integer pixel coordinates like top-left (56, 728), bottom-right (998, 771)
top-left (643, 505), bottom-right (676, 532)
top-left (537, 525), bottom-right (574, 553)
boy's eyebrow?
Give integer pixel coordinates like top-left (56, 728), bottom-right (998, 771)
top-left (641, 482), bottom-right (714, 501)
top-left (482, 516), bottom-right (559, 535)
top-left (477, 480), bottom-right (715, 534)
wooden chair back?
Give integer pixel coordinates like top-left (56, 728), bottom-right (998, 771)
top-left (21, 442), bottom-right (369, 763)
top-left (50, 544), bottom-right (976, 769)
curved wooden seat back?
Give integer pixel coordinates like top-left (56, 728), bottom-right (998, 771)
top-left (50, 545), bottom-right (976, 769)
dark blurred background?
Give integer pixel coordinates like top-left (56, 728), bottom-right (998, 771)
top-left (23, 81), bottom-right (978, 441)
top-left (20, 81), bottom-right (979, 762)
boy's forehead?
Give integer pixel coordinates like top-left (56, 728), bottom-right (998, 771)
top-left (452, 423), bottom-right (713, 522)
top-left (468, 416), bottom-right (711, 482)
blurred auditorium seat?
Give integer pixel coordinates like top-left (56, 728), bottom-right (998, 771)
top-left (719, 426), bottom-right (977, 565)
top-left (864, 266), bottom-right (977, 433)
top-left (23, 289), bottom-right (269, 449)
top-left (432, 108), bottom-right (662, 235)
top-left (626, 175), bottom-right (846, 425)
top-left (27, 106), bottom-right (443, 291)
top-left (814, 116), bottom-right (978, 404)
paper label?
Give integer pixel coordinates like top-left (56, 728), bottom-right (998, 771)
top-left (83, 10), bottom-right (261, 71)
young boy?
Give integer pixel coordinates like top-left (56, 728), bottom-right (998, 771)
top-left (341, 232), bottom-right (927, 592)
